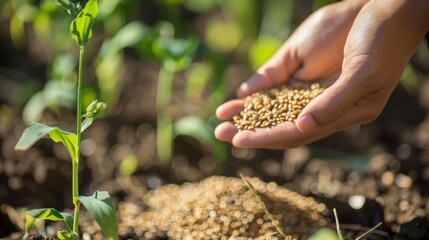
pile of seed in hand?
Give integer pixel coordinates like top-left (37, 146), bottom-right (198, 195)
top-left (117, 176), bottom-right (328, 240)
top-left (234, 83), bottom-right (325, 131)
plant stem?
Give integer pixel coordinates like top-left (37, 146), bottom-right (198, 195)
top-left (156, 61), bottom-right (175, 163)
top-left (72, 46), bottom-right (85, 236)
top-left (355, 222), bottom-right (383, 240)
top-left (333, 208), bottom-right (344, 240)
top-left (239, 173), bottom-right (290, 240)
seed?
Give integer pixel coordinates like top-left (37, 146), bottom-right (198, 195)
top-left (291, 110), bottom-right (300, 116)
top-left (233, 82), bottom-right (324, 131)
top-left (240, 120), bottom-right (250, 126)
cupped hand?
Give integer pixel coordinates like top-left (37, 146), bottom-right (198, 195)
top-left (215, 0), bottom-right (429, 149)
top-left (215, 0), bottom-right (368, 148)
top-left (237, 0), bottom-right (367, 98)
top-left (294, 0), bottom-right (429, 137)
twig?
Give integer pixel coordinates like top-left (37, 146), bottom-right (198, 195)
top-left (355, 222), bottom-right (383, 240)
top-left (239, 173), bottom-right (292, 240)
top-left (333, 208), bottom-right (344, 240)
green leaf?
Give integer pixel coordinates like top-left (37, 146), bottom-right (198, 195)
top-left (81, 117), bottom-right (94, 133)
top-left (23, 208), bottom-right (74, 240)
top-left (78, 191), bottom-right (118, 240)
top-left (15, 122), bottom-right (77, 161)
top-left (81, 100), bottom-right (107, 133)
top-left (57, 230), bottom-right (78, 240)
top-left (174, 115), bottom-right (213, 143)
top-left (70, 0), bottom-right (98, 46)
top-left (152, 37), bottom-right (198, 72)
top-left (22, 92), bottom-right (46, 124)
top-left (57, 230), bottom-right (72, 240)
top-left (308, 228), bottom-right (339, 240)
top-left (99, 21), bottom-right (150, 59)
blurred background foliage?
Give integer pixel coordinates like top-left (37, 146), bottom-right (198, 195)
top-left (0, 0), bottom-right (307, 165)
top-left (0, 0), bottom-right (427, 167)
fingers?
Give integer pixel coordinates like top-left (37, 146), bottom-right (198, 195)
top-left (295, 76), bottom-right (363, 133)
top-left (237, 45), bottom-right (301, 98)
top-left (237, 73), bottom-right (271, 98)
top-left (222, 102), bottom-right (373, 149)
top-left (232, 121), bottom-right (304, 149)
top-left (216, 99), bottom-right (244, 120)
top-left (215, 120), bottom-right (307, 149)
top-left (214, 121), bottom-right (237, 142)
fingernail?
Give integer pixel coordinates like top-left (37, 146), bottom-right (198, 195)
top-left (238, 83), bottom-right (248, 92)
top-left (296, 114), bottom-right (318, 132)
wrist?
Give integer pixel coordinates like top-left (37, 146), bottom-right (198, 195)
top-left (385, 0), bottom-right (429, 43)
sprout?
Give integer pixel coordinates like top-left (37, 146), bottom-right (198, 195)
top-left (56, 0), bottom-right (87, 16)
top-left (84, 100), bottom-right (107, 118)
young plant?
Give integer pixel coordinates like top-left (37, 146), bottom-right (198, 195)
top-left (15, 0), bottom-right (118, 239)
top-left (152, 26), bottom-right (198, 162)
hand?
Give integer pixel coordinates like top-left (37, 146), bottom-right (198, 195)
top-left (215, 0), bottom-right (368, 148)
top-left (215, 0), bottom-right (429, 149)
top-left (294, 0), bottom-right (429, 137)
top-left (237, 0), bottom-right (368, 97)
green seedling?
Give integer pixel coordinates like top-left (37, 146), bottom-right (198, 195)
top-left (96, 21), bottom-right (150, 108)
top-left (333, 208), bottom-right (345, 240)
top-left (152, 25), bottom-right (198, 162)
top-left (15, 0), bottom-right (118, 239)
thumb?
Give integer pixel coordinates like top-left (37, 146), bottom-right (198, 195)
top-left (295, 79), bottom-right (360, 133)
top-left (237, 44), bottom-right (302, 98)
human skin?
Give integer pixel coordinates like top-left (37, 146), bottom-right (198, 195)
top-left (215, 0), bottom-right (429, 149)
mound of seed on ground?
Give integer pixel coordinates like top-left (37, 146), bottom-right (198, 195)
top-left (234, 83), bottom-right (324, 131)
top-left (118, 176), bottom-right (328, 239)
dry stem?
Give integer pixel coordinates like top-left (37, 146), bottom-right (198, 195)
top-left (239, 173), bottom-right (293, 240)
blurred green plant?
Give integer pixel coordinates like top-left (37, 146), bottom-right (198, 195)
top-left (1, 0), bottom-right (145, 118)
top-left (14, 1), bottom-right (118, 239)
top-left (152, 24), bottom-right (198, 162)
top-left (1, 0), bottom-right (336, 168)
top-left (96, 20), bottom-right (150, 108)
top-left (400, 64), bottom-right (419, 95)
top-left (22, 54), bottom-right (77, 124)
top-left (57, 0), bottom-right (86, 15)
top-left (308, 228), bottom-right (339, 240)
top-left (247, 0), bottom-right (293, 70)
